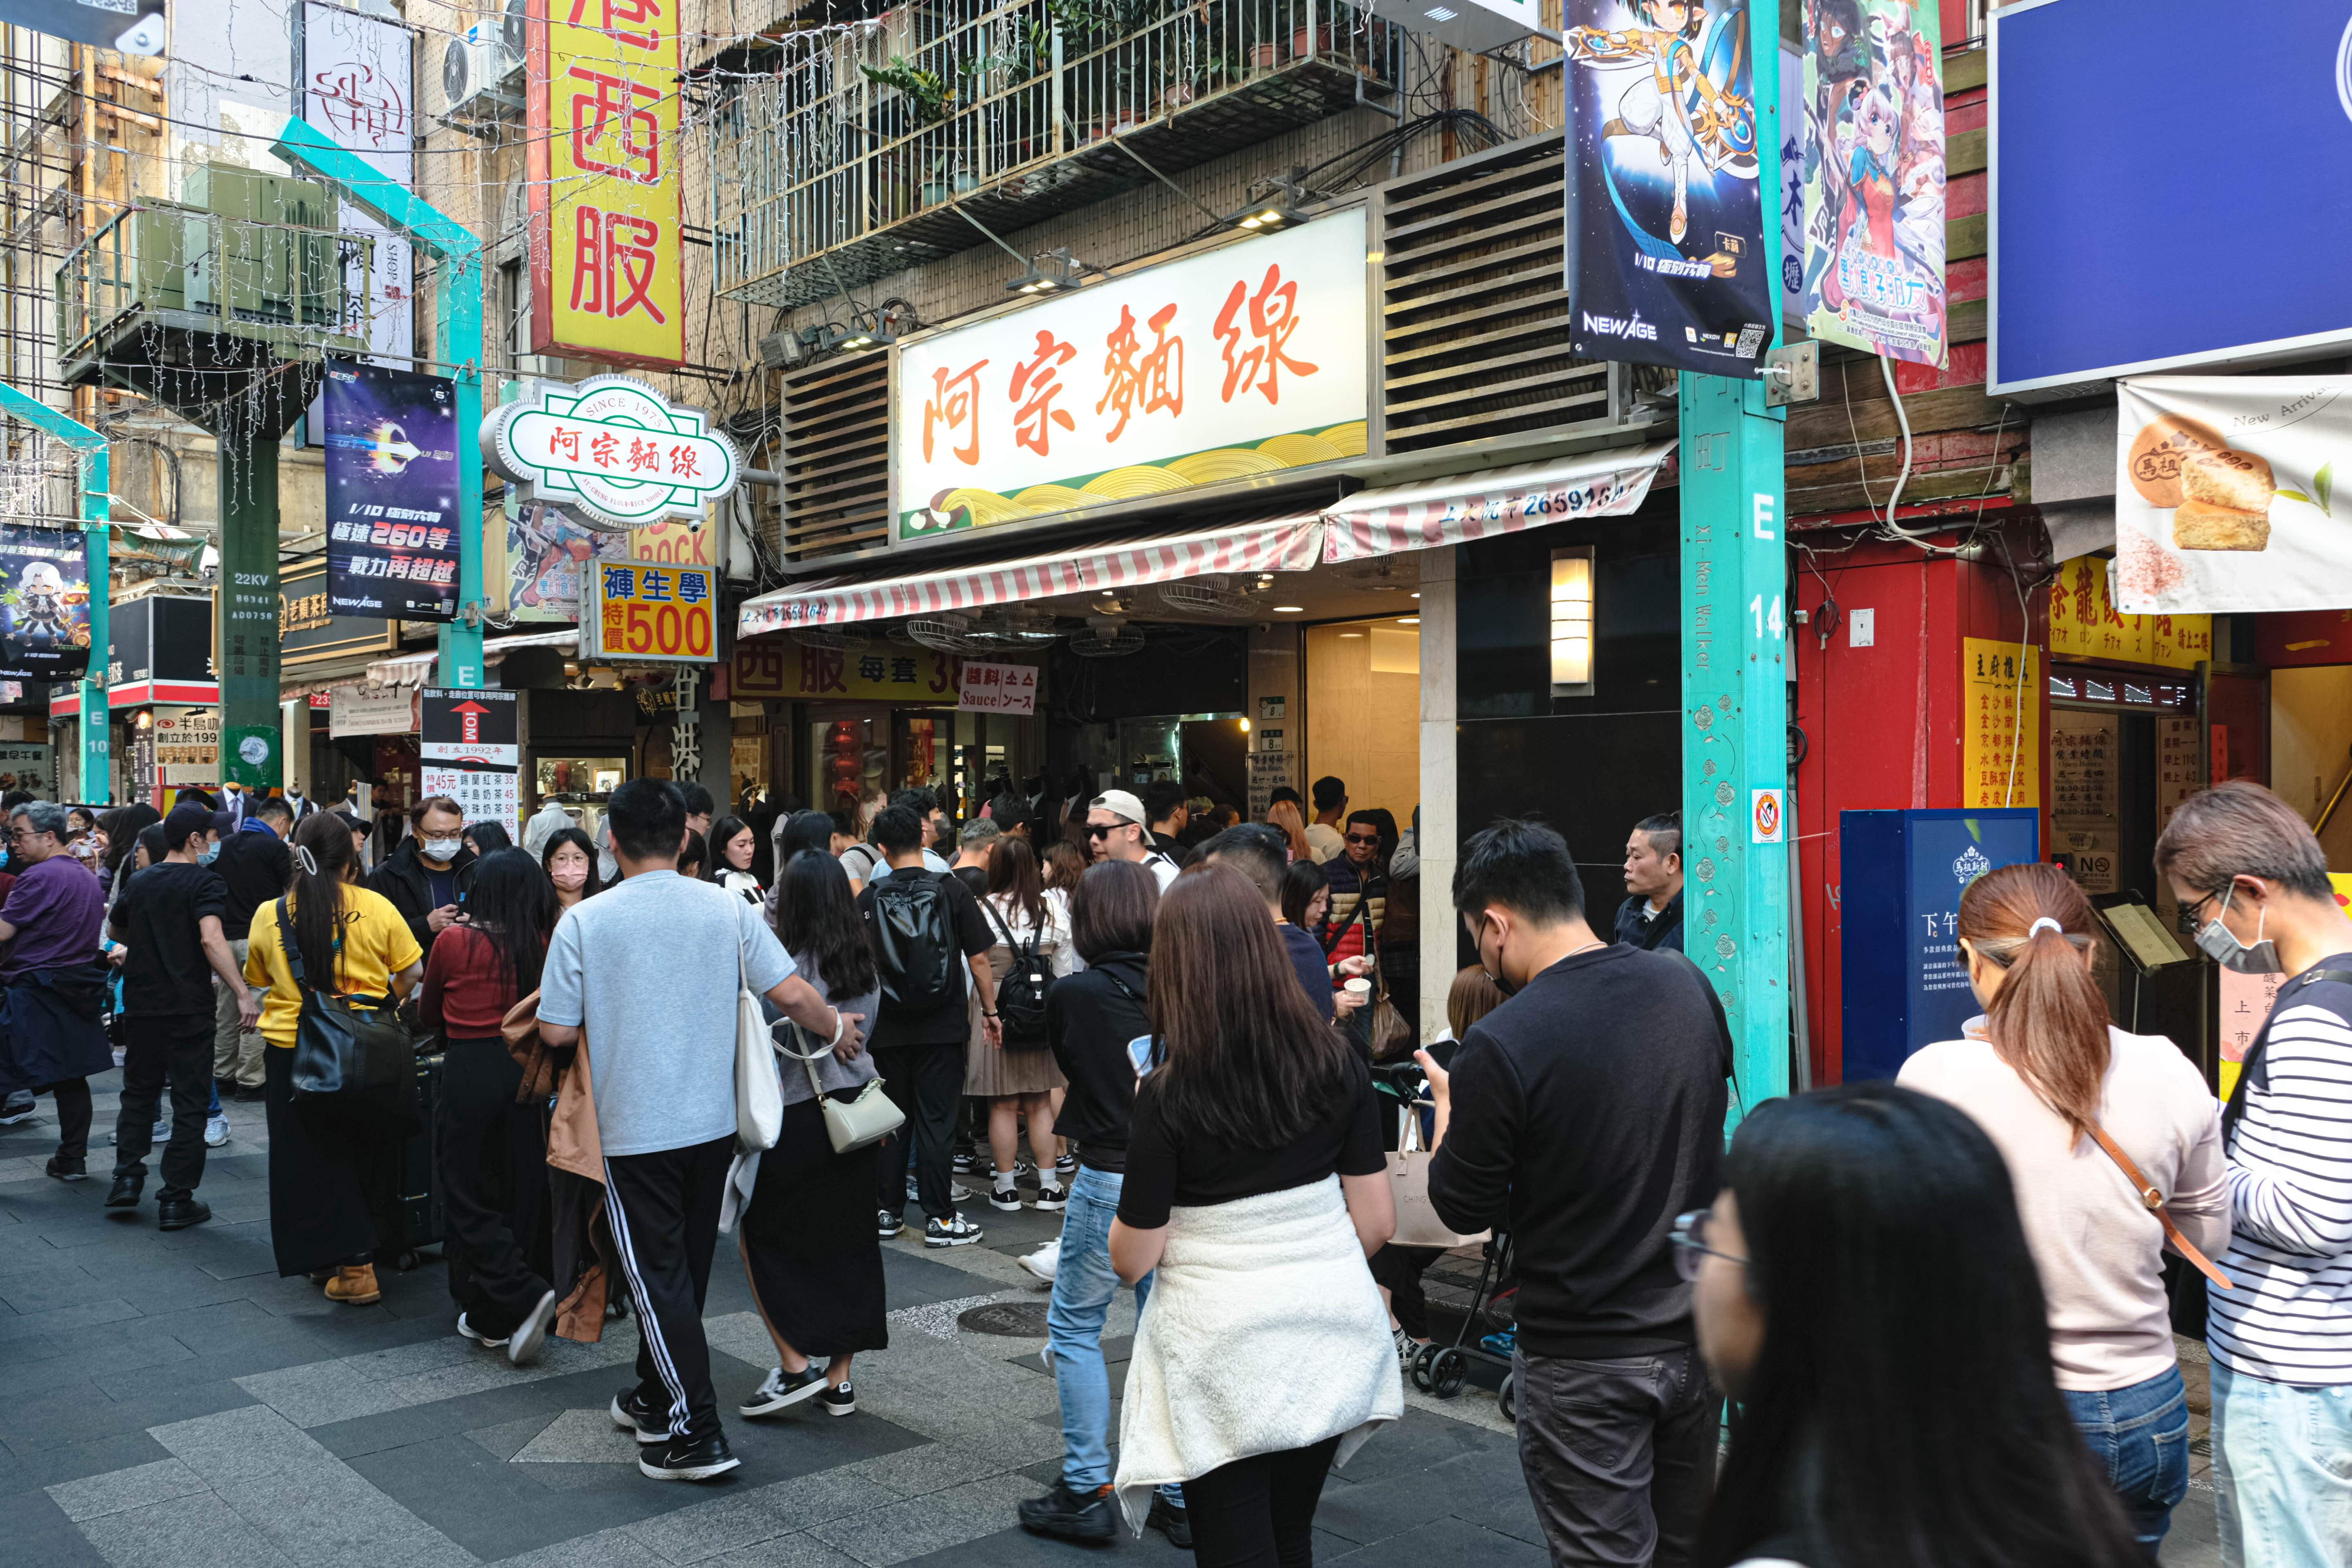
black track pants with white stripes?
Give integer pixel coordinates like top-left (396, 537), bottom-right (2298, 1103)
top-left (603, 1134), bottom-right (734, 1444)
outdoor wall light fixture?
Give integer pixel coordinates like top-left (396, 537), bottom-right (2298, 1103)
top-left (1549, 546), bottom-right (1595, 697)
top-left (1007, 247), bottom-right (1088, 295)
top-left (1230, 172), bottom-right (1308, 233)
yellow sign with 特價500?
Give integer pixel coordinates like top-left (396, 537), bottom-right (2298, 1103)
top-left (586, 558), bottom-right (714, 663)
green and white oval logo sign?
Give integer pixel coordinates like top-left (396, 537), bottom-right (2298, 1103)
top-left (481, 376), bottom-right (741, 532)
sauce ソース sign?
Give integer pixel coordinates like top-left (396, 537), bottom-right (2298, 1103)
top-left (527, 0), bottom-right (684, 368)
top-left (894, 210), bottom-right (1368, 543)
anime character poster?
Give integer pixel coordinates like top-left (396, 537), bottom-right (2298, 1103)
top-left (0, 526), bottom-right (90, 684)
top-left (1800, 0), bottom-right (1946, 366)
top-left (505, 501), bottom-right (597, 622)
top-left (322, 360), bottom-right (462, 620)
top-left (1563, 0), bottom-right (1772, 377)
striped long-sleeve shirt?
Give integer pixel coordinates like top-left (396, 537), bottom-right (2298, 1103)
top-left (2208, 975), bottom-right (2352, 1386)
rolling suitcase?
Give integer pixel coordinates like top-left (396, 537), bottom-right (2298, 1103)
top-left (382, 1047), bottom-right (445, 1269)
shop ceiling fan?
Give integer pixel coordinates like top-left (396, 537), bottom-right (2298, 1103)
top-left (1153, 573), bottom-right (1260, 617)
top-left (1067, 614), bottom-right (1146, 658)
top-left (903, 611), bottom-right (997, 654)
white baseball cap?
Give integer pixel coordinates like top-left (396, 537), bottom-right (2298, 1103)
top-left (1090, 789), bottom-right (1146, 826)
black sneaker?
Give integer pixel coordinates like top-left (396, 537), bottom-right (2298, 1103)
top-left (45, 1154), bottom-right (84, 1181)
top-left (925, 1213), bottom-right (984, 1248)
top-left (105, 1171), bottom-right (143, 1208)
top-left (638, 1429), bottom-right (740, 1482)
top-left (1055, 1152), bottom-right (1078, 1180)
top-left (817, 1381), bottom-right (856, 1417)
top-left (0, 1093), bottom-right (36, 1126)
top-left (877, 1209), bottom-right (904, 1240)
top-left (739, 1364), bottom-right (827, 1417)
top-left (156, 1196), bottom-right (210, 1232)
top-left (988, 1179), bottom-right (1024, 1212)
top-left (1034, 1182), bottom-right (1068, 1212)
top-left (1019, 1479), bottom-right (1117, 1543)
top-left (953, 1148), bottom-right (979, 1175)
top-left (457, 1312), bottom-right (510, 1350)
top-left (609, 1387), bottom-right (670, 1445)
top-left (1148, 1493), bottom-right (1194, 1549)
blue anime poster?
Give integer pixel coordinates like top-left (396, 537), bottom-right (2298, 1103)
top-left (0, 526), bottom-right (90, 683)
top-left (322, 359), bottom-right (463, 620)
top-left (1563, 0), bottom-right (1772, 377)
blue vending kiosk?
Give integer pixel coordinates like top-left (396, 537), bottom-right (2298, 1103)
top-left (1840, 808), bottom-right (2041, 1081)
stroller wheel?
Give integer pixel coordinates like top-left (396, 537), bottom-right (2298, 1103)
top-left (1409, 1342), bottom-right (1441, 1393)
top-left (1497, 1372), bottom-right (1517, 1424)
top-left (1432, 1347), bottom-right (1469, 1400)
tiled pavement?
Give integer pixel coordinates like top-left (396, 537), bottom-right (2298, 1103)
top-left (2, 1068), bottom-right (1546, 1568)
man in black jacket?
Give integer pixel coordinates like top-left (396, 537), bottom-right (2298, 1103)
top-left (1420, 818), bottom-right (1728, 1568)
top-left (365, 795), bottom-right (475, 957)
top-left (210, 795), bottom-right (294, 1101)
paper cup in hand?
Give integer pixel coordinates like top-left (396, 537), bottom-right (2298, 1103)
top-left (1343, 978), bottom-right (1372, 999)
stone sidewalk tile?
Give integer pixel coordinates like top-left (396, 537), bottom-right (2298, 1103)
top-left (43, 1457), bottom-right (208, 1523)
top-left (236, 1323), bottom-right (638, 1428)
top-left (72, 1490), bottom-right (298, 1568)
top-left (806, 1473), bottom-right (1037, 1568)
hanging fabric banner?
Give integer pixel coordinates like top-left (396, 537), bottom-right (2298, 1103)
top-left (1798, 0), bottom-right (1946, 367)
top-left (323, 361), bottom-right (464, 620)
top-left (1562, 0), bottom-right (1771, 377)
top-left (2115, 375), bottom-right (2352, 614)
top-left (0, 525), bottom-right (92, 683)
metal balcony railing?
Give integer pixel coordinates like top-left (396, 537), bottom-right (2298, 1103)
top-left (54, 202), bottom-right (369, 370)
top-left (703, 0), bottom-right (1401, 309)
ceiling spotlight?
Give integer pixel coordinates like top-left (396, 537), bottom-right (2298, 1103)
top-left (1007, 246), bottom-right (1089, 296)
top-left (1272, 604), bottom-right (1304, 613)
top-left (1229, 171), bottom-right (1308, 233)
top-left (812, 319), bottom-right (896, 353)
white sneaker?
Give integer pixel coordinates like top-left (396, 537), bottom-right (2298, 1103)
top-left (1019, 1238), bottom-right (1061, 1283)
top-left (203, 1113), bottom-right (231, 1148)
top-left (457, 1312), bottom-right (509, 1349)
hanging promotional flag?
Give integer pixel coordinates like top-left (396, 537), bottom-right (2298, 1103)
top-left (1563, 0), bottom-right (1771, 377)
top-left (2115, 375), bottom-right (2352, 615)
top-left (0, 525), bottom-right (91, 683)
top-left (322, 360), bottom-right (463, 620)
top-left (1799, 0), bottom-right (1946, 367)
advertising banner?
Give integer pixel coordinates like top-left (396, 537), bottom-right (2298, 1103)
top-left (481, 376), bottom-right (737, 530)
top-left (956, 661), bottom-right (1039, 715)
top-left (1961, 637), bottom-right (2039, 810)
top-left (528, 0), bottom-right (686, 367)
top-left (0, 524), bottom-right (90, 683)
top-left (152, 706), bottom-right (220, 785)
top-left (2044, 554), bottom-right (2210, 668)
top-left (421, 687), bottom-right (519, 767)
top-left (330, 684), bottom-right (416, 738)
top-left (504, 503), bottom-right (716, 621)
top-left (585, 559), bottom-right (717, 663)
top-left (894, 211), bottom-right (1367, 543)
top-left (1798, 0), bottom-right (1944, 367)
top-left (0, 741), bottom-right (51, 796)
top-left (1561, 0), bottom-right (1770, 376)
top-left (421, 764), bottom-right (519, 829)
top-left (2114, 375), bottom-right (2352, 614)
top-left (323, 361), bottom-right (463, 619)
top-left (300, 4), bottom-right (414, 368)
top-left (731, 636), bottom-right (962, 704)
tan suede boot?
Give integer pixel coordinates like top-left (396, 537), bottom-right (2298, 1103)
top-left (324, 1264), bottom-right (381, 1305)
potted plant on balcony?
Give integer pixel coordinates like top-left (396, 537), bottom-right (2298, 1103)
top-left (859, 57), bottom-right (955, 126)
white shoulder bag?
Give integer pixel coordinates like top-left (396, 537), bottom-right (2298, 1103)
top-left (774, 1020), bottom-right (904, 1153)
top-left (734, 941), bottom-right (784, 1151)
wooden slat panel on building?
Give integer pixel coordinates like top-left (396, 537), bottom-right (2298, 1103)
top-left (780, 349), bottom-right (889, 565)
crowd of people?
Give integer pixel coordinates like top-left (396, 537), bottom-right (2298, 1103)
top-left (0, 760), bottom-right (2344, 1568)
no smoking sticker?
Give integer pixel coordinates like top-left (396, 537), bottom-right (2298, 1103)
top-left (1751, 788), bottom-right (1785, 845)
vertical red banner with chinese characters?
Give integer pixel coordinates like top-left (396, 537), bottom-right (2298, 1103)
top-left (527, 0), bottom-right (686, 367)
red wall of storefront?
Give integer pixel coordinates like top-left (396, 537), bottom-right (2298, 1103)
top-left (1790, 518), bottom-right (2052, 1085)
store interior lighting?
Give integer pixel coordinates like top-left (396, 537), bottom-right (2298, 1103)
top-left (1550, 546), bottom-right (1594, 696)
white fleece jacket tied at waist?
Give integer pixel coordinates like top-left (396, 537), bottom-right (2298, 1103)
top-left (1114, 1175), bottom-right (1403, 1531)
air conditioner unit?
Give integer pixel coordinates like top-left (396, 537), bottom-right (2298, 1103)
top-left (1362, 0), bottom-right (1542, 56)
top-left (442, 14), bottom-right (524, 123)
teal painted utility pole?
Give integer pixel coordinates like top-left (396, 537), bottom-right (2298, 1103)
top-left (270, 115), bottom-right (486, 690)
top-left (0, 384), bottom-right (109, 801)
top-left (1678, 17), bottom-right (1789, 1119)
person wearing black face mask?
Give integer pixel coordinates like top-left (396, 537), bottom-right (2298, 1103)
top-left (1410, 818), bottom-right (1731, 1568)
top-left (2156, 781), bottom-right (2352, 1566)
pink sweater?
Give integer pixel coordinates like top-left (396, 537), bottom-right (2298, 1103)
top-left (1899, 1022), bottom-right (2228, 1391)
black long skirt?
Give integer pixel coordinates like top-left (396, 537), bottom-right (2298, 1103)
top-left (740, 1095), bottom-right (889, 1358)
top-left (264, 1044), bottom-right (385, 1277)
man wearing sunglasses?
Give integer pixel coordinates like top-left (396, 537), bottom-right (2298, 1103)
top-left (2156, 780), bottom-right (2352, 1568)
top-left (1084, 790), bottom-right (1177, 891)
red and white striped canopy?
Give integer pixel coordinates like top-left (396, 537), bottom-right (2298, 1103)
top-left (1321, 442), bottom-right (1674, 563)
top-left (738, 512), bottom-right (1323, 634)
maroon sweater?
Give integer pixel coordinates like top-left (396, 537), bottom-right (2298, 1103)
top-left (419, 923), bottom-right (541, 1038)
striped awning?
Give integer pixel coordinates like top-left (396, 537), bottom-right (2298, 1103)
top-left (1321, 443), bottom-right (1674, 563)
top-left (738, 513), bottom-right (1324, 634)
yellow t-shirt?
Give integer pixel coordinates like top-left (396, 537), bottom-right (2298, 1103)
top-left (243, 885), bottom-right (424, 1049)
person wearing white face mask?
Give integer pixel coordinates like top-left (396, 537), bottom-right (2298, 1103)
top-left (2156, 780), bottom-right (2352, 1568)
top-left (365, 795), bottom-right (478, 957)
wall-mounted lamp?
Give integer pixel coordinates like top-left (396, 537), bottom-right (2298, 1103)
top-left (1550, 546), bottom-right (1594, 697)
top-left (1006, 247), bottom-right (1089, 295)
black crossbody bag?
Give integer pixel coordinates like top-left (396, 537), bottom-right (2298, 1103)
top-left (277, 898), bottom-right (419, 1136)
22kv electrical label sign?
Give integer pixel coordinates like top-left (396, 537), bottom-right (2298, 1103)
top-left (420, 686), bottom-right (520, 767)
top-left (586, 559), bottom-right (716, 663)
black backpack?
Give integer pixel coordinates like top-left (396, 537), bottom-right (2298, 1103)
top-left (868, 872), bottom-right (961, 1010)
top-left (983, 898), bottom-right (1055, 1048)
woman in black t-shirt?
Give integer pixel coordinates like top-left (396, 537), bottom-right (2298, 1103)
top-left (1106, 864), bottom-right (1400, 1567)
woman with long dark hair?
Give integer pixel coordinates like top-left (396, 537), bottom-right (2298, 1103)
top-left (707, 814), bottom-right (762, 906)
top-left (1042, 839), bottom-right (1087, 894)
top-left (1689, 1086), bottom-right (2149, 1568)
top-left (734, 846), bottom-right (886, 1421)
top-left (1897, 862), bottom-right (2226, 1549)
top-left (97, 803), bottom-right (159, 909)
top-left (422, 848), bottom-right (561, 1364)
top-left (1105, 864), bottom-right (1399, 1564)
top-left (462, 821), bottom-right (514, 858)
top-left (967, 835), bottom-right (1072, 1212)
top-left (541, 826), bottom-right (601, 912)
top-left (243, 811), bottom-right (424, 1304)
top-left (763, 811), bottom-right (843, 933)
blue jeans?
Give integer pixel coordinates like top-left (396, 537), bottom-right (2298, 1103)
top-left (2210, 1359), bottom-right (2352, 1568)
top-left (2061, 1365), bottom-right (2190, 1550)
top-left (1047, 1164), bottom-right (1179, 1505)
